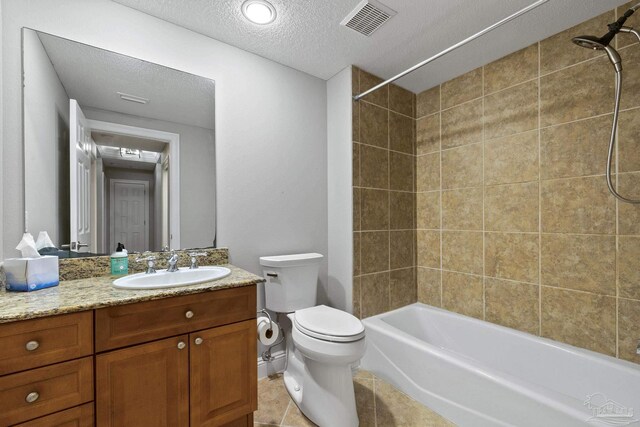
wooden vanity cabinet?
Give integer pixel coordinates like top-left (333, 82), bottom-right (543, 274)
top-left (0, 284), bottom-right (257, 427)
top-left (95, 285), bottom-right (257, 427)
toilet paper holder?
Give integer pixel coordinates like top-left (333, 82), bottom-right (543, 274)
top-left (257, 309), bottom-right (274, 332)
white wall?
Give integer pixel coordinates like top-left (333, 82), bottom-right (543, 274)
top-left (0, 0), bottom-right (5, 262)
top-left (2, 0), bottom-right (328, 298)
top-left (84, 107), bottom-right (216, 250)
top-left (23, 30), bottom-right (70, 247)
top-left (327, 67), bottom-right (353, 313)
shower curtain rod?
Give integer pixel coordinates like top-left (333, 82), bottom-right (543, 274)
top-left (353, 0), bottom-right (549, 101)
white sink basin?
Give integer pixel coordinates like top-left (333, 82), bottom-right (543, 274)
top-left (112, 266), bottom-right (231, 290)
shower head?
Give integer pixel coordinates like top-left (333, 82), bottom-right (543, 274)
top-left (571, 2), bottom-right (640, 64)
top-left (572, 35), bottom-right (622, 72)
top-left (572, 35), bottom-right (607, 50)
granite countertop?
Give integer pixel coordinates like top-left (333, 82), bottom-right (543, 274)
top-left (0, 264), bottom-right (264, 324)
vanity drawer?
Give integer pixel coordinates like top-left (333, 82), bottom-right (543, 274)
top-left (0, 357), bottom-right (94, 426)
top-left (0, 312), bottom-right (93, 376)
top-left (95, 285), bottom-right (256, 352)
top-left (13, 402), bottom-right (94, 427)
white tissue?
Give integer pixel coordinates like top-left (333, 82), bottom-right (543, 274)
top-left (16, 233), bottom-right (41, 258)
top-left (35, 231), bottom-right (55, 250)
top-left (257, 316), bottom-right (280, 346)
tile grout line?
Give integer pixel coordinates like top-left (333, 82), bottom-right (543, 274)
top-left (539, 51), bottom-right (605, 78)
top-left (362, 265), bottom-right (628, 299)
top-left (537, 40), bottom-right (543, 337)
top-left (439, 83), bottom-right (444, 307)
top-left (614, 20), bottom-right (620, 358)
top-left (372, 376), bottom-right (378, 427)
top-left (357, 71), bottom-right (362, 317)
top-left (481, 64), bottom-right (487, 321)
top-left (359, 97), bottom-right (416, 120)
top-left (412, 229), bottom-right (639, 237)
top-left (389, 170), bottom-right (634, 194)
top-left (415, 101), bottom-right (640, 153)
top-left (417, 99), bottom-right (628, 126)
top-left (354, 140), bottom-right (414, 157)
top-left (279, 400), bottom-right (292, 426)
top-left (387, 89), bottom-right (392, 311)
top-left (414, 96), bottom-right (420, 303)
top-left (354, 185), bottom-right (414, 194)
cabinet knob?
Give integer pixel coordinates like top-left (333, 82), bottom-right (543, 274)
top-left (177, 341), bottom-right (186, 350)
top-left (25, 392), bottom-right (39, 403)
top-left (25, 340), bottom-right (40, 351)
top-left (185, 310), bottom-right (194, 319)
top-left (194, 337), bottom-right (203, 345)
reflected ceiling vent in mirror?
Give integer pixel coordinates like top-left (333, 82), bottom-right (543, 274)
top-left (341, 0), bottom-right (396, 37)
top-left (117, 92), bottom-right (149, 104)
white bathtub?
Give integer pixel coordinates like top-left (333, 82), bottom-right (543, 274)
top-left (361, 303), bottom-right (640, 427)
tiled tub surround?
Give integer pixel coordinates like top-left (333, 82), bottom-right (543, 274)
top-left (415, 3), bottom-right (640, 364)
top-left (352, 67), bottom-right (418, 319)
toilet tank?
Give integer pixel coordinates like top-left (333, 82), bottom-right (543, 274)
top-left (259, 253), bottom-right (323, 313)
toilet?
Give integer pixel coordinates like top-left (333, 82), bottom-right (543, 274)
top-left (260, 253), bottom-right (365, 427)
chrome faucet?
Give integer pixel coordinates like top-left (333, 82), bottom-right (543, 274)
top-left (188, 252), bottom-right (207, 269)
top-left (167, 251), bottom-right (180, 272)
top-left (136, 254), bottom-right (157, 274)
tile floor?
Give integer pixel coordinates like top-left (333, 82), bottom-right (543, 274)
top-left (254, 370), bottom-right (455, 427)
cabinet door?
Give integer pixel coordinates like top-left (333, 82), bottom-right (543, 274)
top-left (190, 319), bottom-right (257, 426)
top-left (96, 335), bottom-right (189, 427)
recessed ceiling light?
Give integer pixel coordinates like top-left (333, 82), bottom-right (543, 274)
top-left (242, 0), bottom-right (276, 25)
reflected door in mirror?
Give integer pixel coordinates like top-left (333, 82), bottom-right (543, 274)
top-left (70, 100), bottom-right (95, 252)
top-left (111, 180), bottom-right (149, 253)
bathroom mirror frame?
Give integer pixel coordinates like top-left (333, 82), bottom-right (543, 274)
top-left (21, 27), bottom-right (218, 256)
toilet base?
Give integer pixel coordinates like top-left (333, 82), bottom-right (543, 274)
top-left (284, 354), bottom-right (359, 427)
top-left (283, 320), bottom-right (360, 427)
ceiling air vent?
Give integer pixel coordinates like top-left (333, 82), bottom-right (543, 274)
top-left (341, 0), bottom-right (396, 37)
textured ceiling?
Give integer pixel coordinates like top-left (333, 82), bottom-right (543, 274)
top-left (37, 31), bottom-right (215, 129)
top-left (112, 0), bottom-right (628, 93)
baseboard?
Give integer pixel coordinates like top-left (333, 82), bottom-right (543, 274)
top-left (257, 350), bottom-right (287, 379)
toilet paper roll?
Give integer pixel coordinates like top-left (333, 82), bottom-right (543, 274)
top-left (257, 316), bottom-right (279, 346)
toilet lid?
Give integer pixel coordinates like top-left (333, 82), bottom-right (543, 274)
top-left (294, 305), bottom-right (365, 343)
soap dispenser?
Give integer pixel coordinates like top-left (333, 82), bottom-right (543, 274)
top-left (110, 243), bottom-right (129, 275)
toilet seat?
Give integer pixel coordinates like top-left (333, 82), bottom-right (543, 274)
top-left (294, 305), bottom-right (365, 343)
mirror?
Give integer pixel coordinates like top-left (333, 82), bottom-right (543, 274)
top-left (22, 29), bottom-right (216, 255)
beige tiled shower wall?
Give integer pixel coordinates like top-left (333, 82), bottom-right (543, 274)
top-left (352, 67), bottom-right (417, 319)
top-left (415, 2), bottom-right (640, 364)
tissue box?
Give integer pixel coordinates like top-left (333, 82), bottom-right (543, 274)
top-left (4, 256), bottom-right (59, 292)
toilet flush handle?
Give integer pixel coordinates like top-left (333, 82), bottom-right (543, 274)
top-left (266, 272), bottom-right (278, 278)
